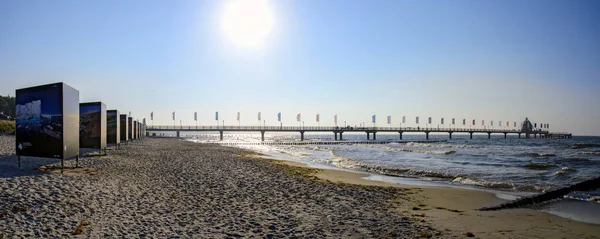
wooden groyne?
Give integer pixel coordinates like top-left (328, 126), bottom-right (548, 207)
top-left (480, 176), bottom-right (600, 211)
top-left (216, 140), bottom-right (447, 146)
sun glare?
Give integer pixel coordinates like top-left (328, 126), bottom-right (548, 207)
top-left (221, 0), bottom-right (274, 49)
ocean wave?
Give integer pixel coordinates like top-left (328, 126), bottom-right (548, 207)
top-left (405, 142), bottom-right (483, 149)
top-left (570, 143), bottom-right (600, 149)
top-left (563, 157), bottom-right (591, 162)
top-left (452, 177), bottom-right (548, 192)
top-left (359, 144), bottom-right (456, 155)
top-left (523, 163), bottom-right (558, 170)
top-left (326, 150), bottom-right (459, 179)
top-left (581, 151), bottom-right (600, 155)
top-left (519, 152), bottom-right (556, 157)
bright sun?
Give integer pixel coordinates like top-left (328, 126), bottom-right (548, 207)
top-left (221, 0), bottom-right (274, 49)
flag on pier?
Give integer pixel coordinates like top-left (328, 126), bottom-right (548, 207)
top-left (215, 111), bottom-right (219, 121)
top-left (194, 112), bottom-right (197, 121)
top-left (441, 118), bottom-right (444, 124)
top-left (172, 112), bottom-right (175, 120)
top-left (316, 114), bottom-right (320, 122)
top-left (129, 111), bottom-right (131, 117)
top-left (277, 112), bottom-right (281, 122)
top-left (387, 115), bottom-right (391, 124)
top-left (372, 115), bottom-right (376, 123)
top-left (472, 119), bottom-right (475, 125)
top-left (151, 112), bottom-right (153, 120)
top-left (491, 121), bottom-right (493, 126)
top-left (506, 121), bottom-right (509, 127)
top-left (258, 112), bottom-right (261, 121)
top-left (402, 116), bottom-right (406, 124)
top-left (463, 119), bottom-right (466, 125)
top-left (452, 118), bottom-right (455, 125)
top-left (428, 117), bottom-right (432, 124)
top-left (297, 113), bottom-right (301, 122)
top-left (416, 117), bottom-right (419, 124)
top-left (499, 121), bottom-right (501, 127)
top-left (334, 115), bottom-right (338, 125)
top-left (143, 118), bottom-right (146, 125)
top-left (514, 122), bottom-right (517, 127)
top-left (482, 120), bottom-right (484, 126)
top-left (534, 123), bottom-right (537, 128)
top-left (237, 112), bottom-right (240, 121)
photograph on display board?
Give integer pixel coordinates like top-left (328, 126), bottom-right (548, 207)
top-left (80, 104), bottom-right (103, 148)
top-left (15, 84), bottom-right (63, 158)
top-left (107, 110), bottom-right (120, 144)
top-left (120, 114), bottom-right (128, 141)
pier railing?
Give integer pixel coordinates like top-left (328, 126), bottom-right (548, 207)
top-left (147, 125), bottom-right (549, 133)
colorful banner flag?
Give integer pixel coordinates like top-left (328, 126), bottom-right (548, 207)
top-left (387, 115), bottom-right (391, 124)
top-left (297, 113), bottom-right (301, 122)
top-left (452, 118), bottom-right (455, 125)
top-left (172, 111), bottom-right (175, 121)
top-left (463, 119), bottom-right (466, 125)
top-left (428, 117), bottom-right (432, 124)
top-left (278, 112), bottom-right (281, 122)
top-left (194, 112), bottom-right (197, 121)
top-left (237, 112), bottom-right (240, 121)
top-left (372, 115), bottom-right (376, 123)
top-left (441, 118), bottom-right (444, 124)
top-left (215, 111), bottom-right (219, 121)
top-left (150, 112), bottom-right (153, 121)
top-left (334, 114), bottom-right (337, 125)
top-left (506, 121), bottom-right (509, 127)
top-left (491, 120), bottom-right (494, 126)
top-left (472, 119), bottom-right (475, 125)
top-left (514, 122), bottom-right (517, 127)
top-left (416, 116), bottom-right (419, 124)
top-left (316, 114), bottom-right (320, 122)
top-left (402, 116), bottom-right (406, 124)
top-left (258, 112), bottom-right (261, 121)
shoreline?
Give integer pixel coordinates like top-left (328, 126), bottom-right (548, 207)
top-left (254, 150), bottom-right (600, 238)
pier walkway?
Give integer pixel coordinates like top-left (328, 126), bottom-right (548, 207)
top-left (147, 125), bottom-right (572, 141)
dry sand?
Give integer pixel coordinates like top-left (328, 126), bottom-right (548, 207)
top-left (0, 136), bottom-right (445, 238)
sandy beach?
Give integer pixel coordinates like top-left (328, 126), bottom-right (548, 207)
top-left (1, 136), bottom-right (599, 238)
top-left (0, 136), bottom-right (443, 238)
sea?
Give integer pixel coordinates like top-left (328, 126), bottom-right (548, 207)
top-left (174, 131), bottom-right (600, 224)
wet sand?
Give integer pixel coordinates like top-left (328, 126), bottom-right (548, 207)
top-left (282, 159), bottom-right (600, 238)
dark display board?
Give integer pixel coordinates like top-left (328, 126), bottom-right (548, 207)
top-left (15, 82), bottom-right (79, 159)
top-left (120, 114), bottom-right (129, 141)
top-left (79, 102), bottom-right (107, 149)
top-left (128, 117), bottom-right (133, 140)
top-left (107, 110), bottom-right (120, 145)
top-left (133, 120), bottom-right (138, 140)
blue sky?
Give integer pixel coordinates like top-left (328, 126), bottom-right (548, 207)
top-left (1, 0), bottom-right (599, 135)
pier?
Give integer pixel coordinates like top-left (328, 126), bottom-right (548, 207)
top-left (147, 125), bottom-right (572, 141)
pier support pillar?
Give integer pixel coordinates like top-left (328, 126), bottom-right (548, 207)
top-left (504, 133), bottom-right (507, 139)
top-left (261, 131), bottom-right (265, 142)
top-left (399, 131), bottom-right (403, 140)
top-left (339, 132), bottom-right (343, 140)
top-left (176, 131), bottom-right (180, 138)
top-left (300, 131), bottom-right (305, 141)
top-left (334, 132), bottom-right (338, 140)
top-left (487, 132), bottom-right (491, 139)
top-left (219, 131), bottom-right (223, 141)
top-left (425, 131), bottom-right (429, 140)
top-left (449, 132), bottom-right (453, 139)
top-left (373, 132), bottom-right (377, 140)
top-left (469, 132), bottom-right (473, 139)
top-left (534, 134), bottom-right (537, 139)
top-left (366, 132), bottom-right (370, 140)
top-left (518, 133), bottom-right (521, 139)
